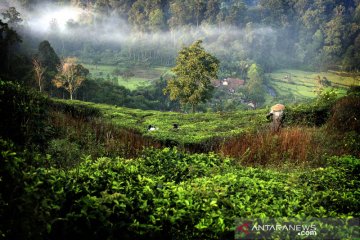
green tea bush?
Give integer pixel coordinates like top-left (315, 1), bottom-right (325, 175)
top-left (285, 103), bottom-right (331, 126)
top-left (326, 155), bottom-right (360, 178)
top-left (139, 148), bottom-right (232, 183)
top-left (0, 80), bottom-right (51, 147)
top-left (347, 86), bottom-right (360, 96)
top-left (327, 95), bottom-right (360, 133)
top-left (0, 139), bottom-right (54, 239)
top-left (47, 139), bottom-right (82, 168)
top-left (2, 148), bottom-right (358, 239)
top-left (50, 99), bottom-right (102, 119)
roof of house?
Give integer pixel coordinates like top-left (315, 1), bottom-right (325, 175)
top-left (212, 78), bottom-right (245, 89)
top-left (224, 78), bottom-right (245, 88)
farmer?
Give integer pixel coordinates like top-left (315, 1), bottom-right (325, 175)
top-left (266, 104), bottom-right (285, 132)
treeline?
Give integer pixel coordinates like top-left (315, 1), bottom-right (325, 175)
top-left (14, 0), bottom-right (360, 71)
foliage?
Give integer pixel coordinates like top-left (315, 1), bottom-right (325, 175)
top-left (165, 40), bottom-right (219, 112)
top-left (37, 40), bottom-right (60, 73)
top-left (1, 7), bottom-right (22, 27)
top-left (32, 58), bottom-right (46, 92)
top-left (1, 144), bottom-right (359, 239)
top-left (327, 95), bottom-right (360, 134)
top-left (53, 57), bottom-right (89, 100)
top-left (52, 99), bottom-right (268, 145)
top-left (315, 88), bottom-right (339, 106)
top-left (47, 139), bottom-right (81, 168)
top-left (244, 63), bottom-right (266, 107)
top-left (284, 103), bottom-right (332, 127)
top-left (0, 19), bottom-right (22, 77)
top-left (0, 80), bottom-right (51, 147)
top-left (0, 139), bottom-right (53, 239)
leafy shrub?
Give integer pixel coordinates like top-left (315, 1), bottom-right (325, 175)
top-left (327, 95), bottom-right (360, 133)
top-left (0, 139), bottom-right (53, 239)
top-left (316, 88), bottom-right (338, 106)
top-left (347, 86), bottom-right (360, 96)
top-left (285, 103), bottom-right (331, 126)
top-left (139, 148), bottom-right (232, 183)
top-left (2, 148), bottom-right (358, 239)
top-left (50, 99), bottom-right (102, 119)
top-left (47, 139), bottom-right (81, 168)
top-left (326, 155), bottom-right (360, 178)
top-left (0, 80), bottom-right (51, 147)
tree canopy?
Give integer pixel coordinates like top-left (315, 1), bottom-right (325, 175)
top-left (164, 40), bottom-right (219, 112)
top-left (244, 63), bottom-right (265, 107)
top-left (53, 57), bottom-right (89, 100)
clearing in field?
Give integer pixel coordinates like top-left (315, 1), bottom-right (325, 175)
top-left (82, 63), bottom-right (171, 90)
top-left (267, 69), bottom-right (356, 101)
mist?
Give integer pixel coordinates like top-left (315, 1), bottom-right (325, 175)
top-left (1, 0), bottom-right (287, 72)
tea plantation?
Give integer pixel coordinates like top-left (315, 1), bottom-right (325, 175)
top-left (1, 82), bottom-right (359, 239)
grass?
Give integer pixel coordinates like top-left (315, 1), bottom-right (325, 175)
top-left (270, 69), bottom-right (358, 86)
top-left (220, 127), bottom-right (323, 167)
top-left (82, 63), bottom-right (171, 90)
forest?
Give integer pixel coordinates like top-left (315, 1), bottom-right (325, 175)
top-left (0, 0), bottom-right (360, 239)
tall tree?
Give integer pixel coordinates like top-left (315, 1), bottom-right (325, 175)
top-left (203, 0), bottom-right (220, 24)
top-left (36, 40), bottom-right (60, 92)
top-left (323, 5), bottom-right (346, 65)
top-left (260, 0), bottom-right (289, 27)
top-left (164, 40), bottom-right (219, 112)
top-left (32, 58), bottom-right (46, 92)
top-left (0, 20), bottom-right (21, 75)
top-left (245, 63), bottom-right (265, 107)
top-left (37, 40), bottom-right (60, 73)
top-left (168, 0), bottom-right (192, 29)
top-left (128, 0), bottom-right (148, 31)
top-left (189, 0), bottom-right (206, 27)
top-left (149, 9), bottom-right (166, 32)
top-left (1, 7), bottom-right (23, 28)
top-left (53, 57), bottom-right (89, 100)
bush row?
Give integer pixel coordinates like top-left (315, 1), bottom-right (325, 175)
top-left (1, 143), bottom-right (359, 239)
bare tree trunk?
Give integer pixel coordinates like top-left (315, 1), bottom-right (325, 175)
top-left (192, 104), bottom-right (196, 113)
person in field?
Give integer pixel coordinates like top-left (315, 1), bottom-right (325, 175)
top-left (266, 104), bottom-right (285, 132)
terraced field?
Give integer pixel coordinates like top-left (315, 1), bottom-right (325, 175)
top-left (268, 69), bottom-right (355, 100)
top-left (266, 69), bottom-right (360, 104)
top-left (55, 99), bottom-right (268, 144)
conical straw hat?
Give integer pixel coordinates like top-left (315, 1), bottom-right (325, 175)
top-left (271, 104), bottom-right (285, 111)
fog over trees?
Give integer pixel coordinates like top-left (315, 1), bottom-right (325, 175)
top-left (1, 0), bottom-right (360, 110)
top-left (1, 0), bottom-right (359, 72)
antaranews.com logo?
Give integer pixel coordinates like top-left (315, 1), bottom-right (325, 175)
top-left (234, 217), bottom-right (359, 239)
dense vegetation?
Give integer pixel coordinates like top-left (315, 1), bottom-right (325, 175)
top-left (1, 80), bottom-right (359, 239)
top-left (1, 0), bottom-right (360, 239)
top-left (10, 0), bottom-right (360, 72)
top-left (2, 0), bottom-right (360, 111)
top-left (2, 141), bottom-right (359, 239)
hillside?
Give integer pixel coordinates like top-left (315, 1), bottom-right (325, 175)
top-left (1, 0), bottom-right (360, 238)
top-left (52, 99), bottom-right (268, 144)
top-left (268, 69), bottom-right (353, 101)
top-left (1, 83), bottom-right (359, 239)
